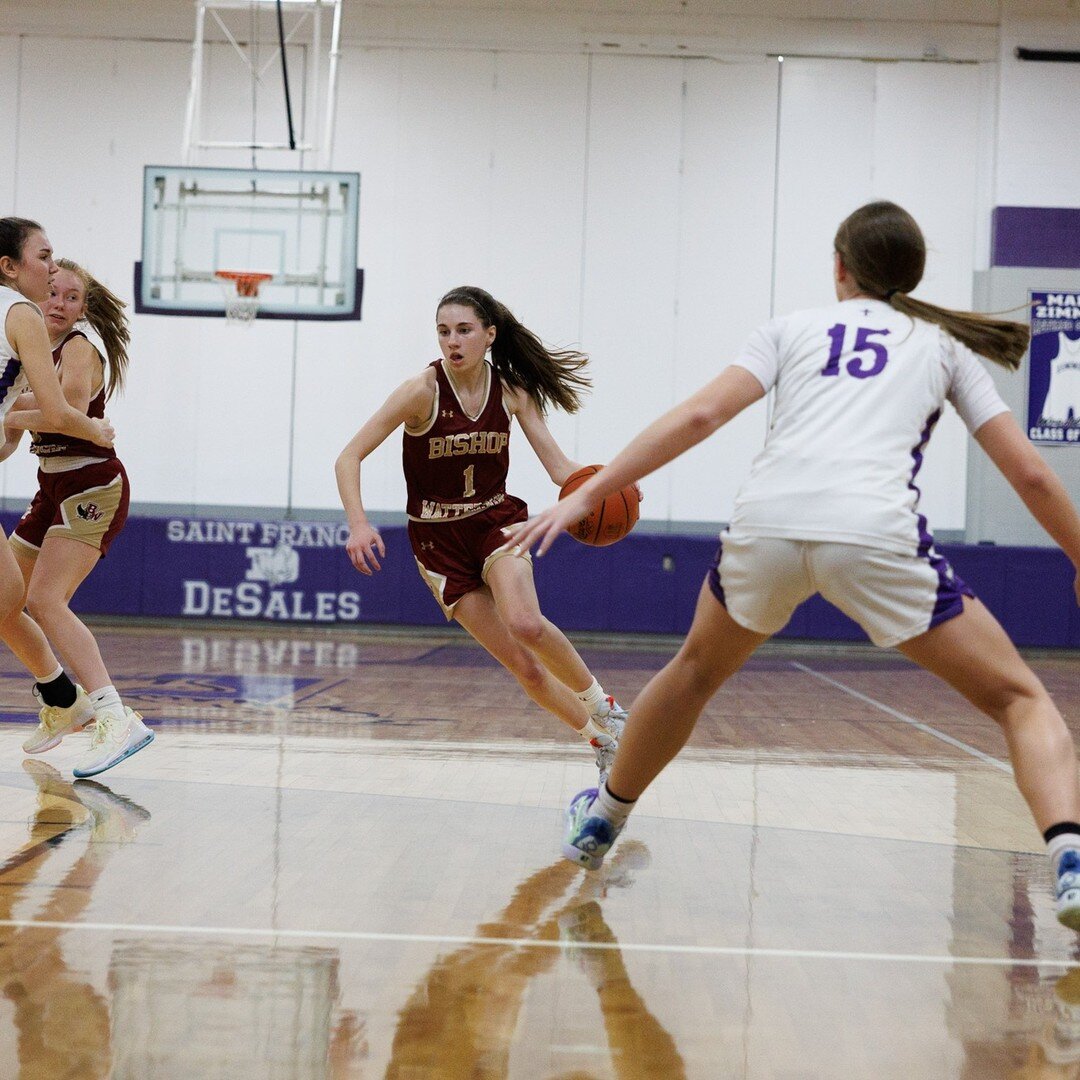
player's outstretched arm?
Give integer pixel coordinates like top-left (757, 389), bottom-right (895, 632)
top-left (975, 411), bottom-right (1080, 604)
top-left (335, 371), bottom-right (435, 576)
top-left (505, 364), bottom-right (764, 556)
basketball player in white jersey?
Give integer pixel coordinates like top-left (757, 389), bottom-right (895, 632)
top-left (0, 218), bottom-right (130, 773)
top-left (506, 201), bottom-right (1080, 931)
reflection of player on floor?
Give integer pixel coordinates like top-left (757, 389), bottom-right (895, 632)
top-left (3, 256), bottom-right (153, 778)
top-left (0, 219), bottom-right (128, 775)
top-left (336, 286), bottom-right (627, 780)
top-left (508, 201), bottom-right (1080, 932)
top-left (384, 840), bottom-right (682, 1079)
top-left (0, 760), bottom-right (151, 1077)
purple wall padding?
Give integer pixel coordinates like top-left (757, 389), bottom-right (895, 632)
top-left (5, 511), bottom-right (1077, 648)
top-left (991, 206), bottom-right (1080, 269)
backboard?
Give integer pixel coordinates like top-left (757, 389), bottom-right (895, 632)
top-left (135, 165), bottom-right (362, 321)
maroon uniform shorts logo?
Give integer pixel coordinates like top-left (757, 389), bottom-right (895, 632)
top-left (76, 502), bottom-right (105, 523)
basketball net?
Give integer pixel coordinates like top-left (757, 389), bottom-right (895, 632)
top-left (215, 270), bottom-right (273, 327)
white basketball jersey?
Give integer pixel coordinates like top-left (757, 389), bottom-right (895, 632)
top-left (729, 298), bottom-right (1008, 555)
top-left (1042, 333), bottom-right (1080, 423)
top-left (0, 285), bottom-right (35, 417)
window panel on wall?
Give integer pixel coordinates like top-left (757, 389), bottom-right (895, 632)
top-left (9, 37), bottom-right (263, 508)
top-left (997, 20), bottom-right (1080, 207)
top-left (291, 47), bottom-right (416, 518)
top-left (0, 39), bottom-right (17, 214)
top-left (490, 52), bottom-right (589, 512)
top-left (773, 59), bottom-right (876, 316)
top-left (872, 61), bottom-right (989, 535)
top-left (578, 55), bottom-right (685, 511)
top-left (667, 58), bottom-right (779, 525)
top-left (775, 57), bottom-right (988, 533)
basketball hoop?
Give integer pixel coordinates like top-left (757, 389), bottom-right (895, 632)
top-left (215, 270), bottom-right (273, 326)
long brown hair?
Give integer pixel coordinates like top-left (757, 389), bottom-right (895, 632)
top-left (834, 201), bottom-right (1029, 370)
top-left (436, 286), bottom-right (590, 414)
top-left (56, 258), bottom-right (130, 398)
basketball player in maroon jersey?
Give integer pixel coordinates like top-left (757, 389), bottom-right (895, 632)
top-left (336, 286), bottom-right (626, 779)
top-left (2, 259), bottom-right (153, 778)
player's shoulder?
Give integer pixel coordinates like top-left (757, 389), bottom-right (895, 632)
top-left (60, 327), bottom-right (105, 364)
top-left (400, 363), bottom-right (438, 401)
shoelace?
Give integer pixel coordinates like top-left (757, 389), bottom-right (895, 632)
top-left (88, 711), bottom-right (120, 749)
top-left (35, 705), bottom-right (63, 733)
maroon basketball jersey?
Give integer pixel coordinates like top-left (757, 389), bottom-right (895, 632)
top-left (403, 360), bottom-right (512, 521)
top-left (31, 330), bottom-right (113, 460)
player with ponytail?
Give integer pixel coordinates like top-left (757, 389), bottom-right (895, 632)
top-left (337, 286), bottom-right (628, 781)
top-left (510, 201), bottom-right (1080, 935)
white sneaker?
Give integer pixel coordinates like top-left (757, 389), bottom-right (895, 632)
top-left (591, 695), bottom-right (627, 741)
top-left (73, 707), bottom-right (154, 779)
top-left (591, 735), bottom-right (617, 787)
top-left (23, 684), bottom-right (96, 755)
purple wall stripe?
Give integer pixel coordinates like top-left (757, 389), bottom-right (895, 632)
top-left (5, 510), bottom-right (1077, 648)
top-left (991, 206), bottom-right (1080, 269)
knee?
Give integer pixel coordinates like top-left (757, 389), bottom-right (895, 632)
top-left (976, 676), bottom-right (1050, 726)
top-left (504, 613), bottom-right (547, 651)
top-left (24, 586), bottom-right (59, 627)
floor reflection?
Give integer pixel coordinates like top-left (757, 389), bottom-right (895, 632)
top-left (0, 762), bottom-right (148, 1079)
top-left (385, 839), bottom-right (684, 1079)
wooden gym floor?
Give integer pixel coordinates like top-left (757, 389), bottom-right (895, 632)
top-left (0, 620), bottom-right (1078, 1079)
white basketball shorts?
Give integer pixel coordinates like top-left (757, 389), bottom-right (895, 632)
top-left (707, 531), bottom-right (974, 648)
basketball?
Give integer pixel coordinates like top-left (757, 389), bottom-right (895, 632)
top-left (559, 465), bottom-right (639, 546)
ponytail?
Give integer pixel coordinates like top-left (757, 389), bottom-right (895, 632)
top-left (835, 201), bottom-right (1029, 371)
top-left (56, 258), bottom-right (130, 397)
top-left (887, 292), bottom-right (1029, 372)
top-left (437, 286), bottom-right (591, 414)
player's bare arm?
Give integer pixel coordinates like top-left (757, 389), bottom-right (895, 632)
top-left (336, 368), bottom-right (437, 575)
top-left (5, 304), bottom-right (113, 446)
top-left (5, 336), bottom-right (98, 431)
top-left (506, 365), bottom-right (765, 556)
top-left (975, 411), bottom-right (1080, 602)
top-left (505, 385), bottom-right (580, 487)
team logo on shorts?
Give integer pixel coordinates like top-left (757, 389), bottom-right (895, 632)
top-left (76, 502), bottom-right (104, 522)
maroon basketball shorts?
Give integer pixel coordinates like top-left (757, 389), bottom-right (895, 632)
top-left (12, 458), bottom-right (130, 557)
top-left (408, 495), bottom-right (529, 617)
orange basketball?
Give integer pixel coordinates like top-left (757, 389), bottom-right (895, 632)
top-left (559, 464), bottom-right (639, 547)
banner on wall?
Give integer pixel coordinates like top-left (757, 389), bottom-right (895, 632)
top-left (154, 519), bottom-right (362, 622)
top-left (1028, 290), bottom-right (1080, 445)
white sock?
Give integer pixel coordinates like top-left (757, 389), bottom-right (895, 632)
top-left (578, 717), bottom-right (614, 743)
top-left (89, 685), bottom-right (123, 716)
top-left (35, 664), bottom-right (64, 684)
top-left (575, 679), bottom-right (607, 716)
top-left (594, 782), bottom-right (636, 828)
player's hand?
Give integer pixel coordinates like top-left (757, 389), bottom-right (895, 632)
top-left (90, 416), bottom-right (115, 448)
top-left (346, 522), bottom-right (385, 575)
top-left (501, 487), bottom-right (594, 558)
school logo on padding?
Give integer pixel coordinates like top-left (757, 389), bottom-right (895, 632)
top-left (76, 502), bottom-right (104, 522)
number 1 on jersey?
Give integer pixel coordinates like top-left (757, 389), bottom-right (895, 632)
top-left (462, 464), bottom-right (476, 498)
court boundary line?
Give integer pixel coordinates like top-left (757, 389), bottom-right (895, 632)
top-left (2, 917), bottom-right (1073, 969)
top-left (791, 661), bottom-right (1011, 773)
